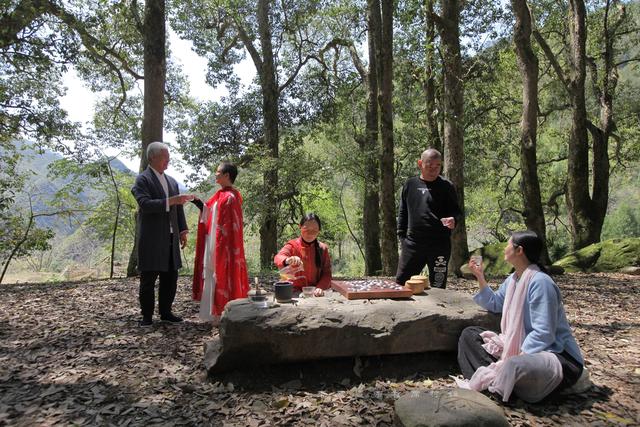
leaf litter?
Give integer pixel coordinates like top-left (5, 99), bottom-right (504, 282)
top-left (0, 273), bottom-right (638, 426)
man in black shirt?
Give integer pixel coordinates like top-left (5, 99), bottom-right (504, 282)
top-left (396, 148), bottom-right (462, 288)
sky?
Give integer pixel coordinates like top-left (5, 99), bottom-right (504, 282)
top-left (59, 29), bottom-right (254, 186)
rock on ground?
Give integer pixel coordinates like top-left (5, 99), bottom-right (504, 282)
top-left (394, 388), bottom-right (510, 427)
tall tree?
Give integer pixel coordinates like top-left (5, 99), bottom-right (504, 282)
top-left (255, 0), bottom-right (280, 270)
top-left (171, 0), bottom-right (337, 269)
top-left (511, 0), bottom-right (550, 264)
top-left (303, 1), bottom-right (385, 275)
top-left (140, 0), bottom-right (166, 171)
top-left (532, 0), bottom-right (635, 249)
top-left (434, 0), bottom-right (468, 274)
top-left (423, 0), bottom-right (441, 152)
top-left (584, 0), bottom-right (635, 247)
top-left (361, 0), bottom-right (383, 275)
top-left (565, 0), bottom-right (592, 249)
top-left (376, 0), bottom-right (398, 275)
top-left (127, 0), bottom-right (166, 276)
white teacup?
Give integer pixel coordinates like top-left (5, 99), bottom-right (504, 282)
top-left (471, 255), bottom-right (483, 267)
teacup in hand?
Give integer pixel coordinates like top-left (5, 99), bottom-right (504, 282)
top-left (471, 255), bottom-right (483, 267)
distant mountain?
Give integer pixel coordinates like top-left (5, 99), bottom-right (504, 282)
top-left (7, 141), bottom-right (135, 235)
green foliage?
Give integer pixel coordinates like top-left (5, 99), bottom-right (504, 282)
top-left (0, 214), bottom-right (54, 262)
top-left (603, 202), bottom-right (640, 239)
top-left (0, 141), bottom-right (24, 213)
top-left (474, 242), bottom-right (512, 278)
top-left (602, 165), bottom-right (640, 240)
top-left (2, 0), bottom-right (639, 281)
top-left (46, 156), bottom-right (137, 274)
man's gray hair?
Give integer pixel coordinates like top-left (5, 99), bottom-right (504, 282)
top-left (147, 141), bottom-right (169, 161)
top-left (421, 148), bottom-right (442, 163)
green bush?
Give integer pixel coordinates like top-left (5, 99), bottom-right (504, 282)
top-left (602, 202), bottom-right (640, 240)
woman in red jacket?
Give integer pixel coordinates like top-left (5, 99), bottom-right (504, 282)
top-left (274, 213), bottom-right (332, 296)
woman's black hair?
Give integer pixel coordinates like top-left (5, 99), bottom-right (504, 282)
top-left (511, 230), bottom-right (547, 272)
top-left (300, 213), bottom-right (323, 274)
top-left (218, 161), bottom-right (238, 183)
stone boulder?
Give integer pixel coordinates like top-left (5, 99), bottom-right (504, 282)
top-left (394, 388), bottom-right (509, 427)
top-left (553, 238), bottom-right (640, 273)
top-left (620, 266), bottom-right (640, 275)
top-left (204, 288), bottom-right (500, 374)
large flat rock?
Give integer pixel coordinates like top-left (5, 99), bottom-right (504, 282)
top-left (204, 288), bottom-right (500, 373)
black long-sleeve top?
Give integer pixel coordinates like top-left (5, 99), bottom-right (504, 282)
top-left (397, 175), bottom-right (463, 242)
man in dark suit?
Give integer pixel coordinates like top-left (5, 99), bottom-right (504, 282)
top-left (131, 142), bottom-right (194, 327)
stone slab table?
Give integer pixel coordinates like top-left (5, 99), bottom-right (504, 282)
top-left (204, 287), bottom-right (500, 374)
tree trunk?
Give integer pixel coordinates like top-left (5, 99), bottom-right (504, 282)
top-left (107, 160), bottom-right (121, 278)
top-left (423, 0), bottom-right (441, 151)
top-left (566, 0), bottom-right (596, 249)
top-left (126, 211), bottom-right (139, 277)
top-left (1, 215), bottom-right (34, 284)
top-left (439, 0), bottom-right (468, 275)
top-left (587, 0), bottom-right (619, 248)
top-left (127, 0), bottom-right (165, 277)
top-left (378, 0), bottom-right (397, 275)
top-left (139, 0), bottom-right (165, 171)
top-left (362, 0), bottom-right (382, 276)
top-left (257, 0), bottom-right (279, 270)
top-left (511, 0), bottom-right (550, 265)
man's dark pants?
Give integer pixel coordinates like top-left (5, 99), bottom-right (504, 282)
top-left (139, 239), bottom-right (178, 319)
top-left (396, 237), bottom-right (451, 288)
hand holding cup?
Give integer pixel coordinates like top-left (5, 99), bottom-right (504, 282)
top-left (468, 255), bottom-right (484, 280)
top-left (440, 217), bottom-right (455, 229)
top-left (169, 194), bottom-right (195, 206)
top-left (286, 256), bottom-right (303, 267)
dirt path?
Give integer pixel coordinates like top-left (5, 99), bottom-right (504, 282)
top-left (0, 273), bottom-right (638, 426)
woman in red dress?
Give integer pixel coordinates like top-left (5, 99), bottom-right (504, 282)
top-left (192, 162), bottom-right (249, 321)
top-left (274, 213), bottom-right (332, 296)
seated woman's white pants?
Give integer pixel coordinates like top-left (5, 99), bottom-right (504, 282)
top-left (493, 352), bottom-right (563, 403)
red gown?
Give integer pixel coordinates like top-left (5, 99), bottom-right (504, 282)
top-left (274, 237), bottom-right (332, 290)
top-left (192, 187), bottom-right (249, 315)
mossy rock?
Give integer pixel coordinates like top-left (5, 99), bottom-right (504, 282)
top-left (553, 238), bottom-right (640, 273)
top-left (460, 242), bottom-right (513, 278)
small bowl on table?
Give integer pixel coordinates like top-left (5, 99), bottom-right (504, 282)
top-left (302, 286), bottom-right (315, 298)
top-left (406, 275), bottom-right (429, 294)
top-left (249, 292), bottom-right (273, 308)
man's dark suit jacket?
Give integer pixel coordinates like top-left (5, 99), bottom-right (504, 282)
top-left (131, 167), bottom-right (187, 272)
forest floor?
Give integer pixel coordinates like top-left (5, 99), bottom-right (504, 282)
top-left (0, 273), bottom-right (638, 426)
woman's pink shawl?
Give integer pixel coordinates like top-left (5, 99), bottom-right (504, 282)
top-left (455, 264), bottom-right (562, 401)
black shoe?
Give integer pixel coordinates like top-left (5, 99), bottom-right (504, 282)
top-left (138, 317), bottom-right (153, 327)
top-left (160, 313), bottom-right (183, 323)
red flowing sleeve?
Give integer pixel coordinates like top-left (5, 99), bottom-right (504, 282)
top-left (212, 190), bottom-right (249, 315)
top-left (274, 240), bottom-right (296, 268)
top-left (192, 201), bottom-right (215, 301)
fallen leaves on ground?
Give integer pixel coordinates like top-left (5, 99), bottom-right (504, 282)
top-left (0, 273), bottom-right (638, 426)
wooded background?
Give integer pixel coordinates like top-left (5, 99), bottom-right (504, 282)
top-left (1, 0), bottom-right (639, 283)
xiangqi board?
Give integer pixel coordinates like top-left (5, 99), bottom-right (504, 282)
top-left (331, 279), bottom-right (413, 300)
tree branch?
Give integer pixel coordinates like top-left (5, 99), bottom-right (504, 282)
top-left (0, 0), bottom-right (50, 49)
top-left (532, 29), bottom-right (570, 93)
top-left (232, 17), bottom-right (263, 73)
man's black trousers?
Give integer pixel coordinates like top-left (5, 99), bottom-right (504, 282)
top-left (396, 237), bottom-right (451, 288)
top-left (139, 239), bottom-right (178, 319)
